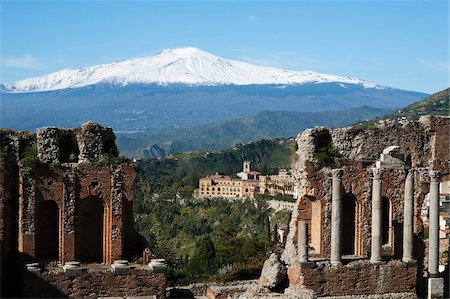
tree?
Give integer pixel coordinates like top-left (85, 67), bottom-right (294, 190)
top-left (187, 235), bottom-right (216, 277)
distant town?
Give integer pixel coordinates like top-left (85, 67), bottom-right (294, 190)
top-left (195, 161), bottom-right (297, 199)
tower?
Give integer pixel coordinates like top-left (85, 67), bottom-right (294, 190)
top-left (243, 161), bottom-right (251, 172)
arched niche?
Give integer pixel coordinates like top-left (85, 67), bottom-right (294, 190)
top-left (342, 193), bottom-right (356, 255)
top-left (76, 196), bottom-right (105, 262)
top-left (36, 200), bottom-right (60, 261)
top-left (297, 195), bottom-right (323, 255)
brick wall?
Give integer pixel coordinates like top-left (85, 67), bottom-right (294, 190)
top-left (21, 268), bottom-right (166, 299)
top-left (288, 260), bottom-right (416, 297)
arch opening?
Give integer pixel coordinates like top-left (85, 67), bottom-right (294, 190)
top-left (296, 196), bottom-right (322, 255)
top-left (36, 200), bottom-right (59, 261)
top-left (77, 197), bottom-right (104, 262)
top-left (59, 132), bottom-right (79, 163)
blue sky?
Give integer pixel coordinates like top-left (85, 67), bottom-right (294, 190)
top-left (1, 1), bottom-right (448, 93)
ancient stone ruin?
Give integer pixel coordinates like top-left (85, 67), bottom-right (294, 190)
top-left (0, 122), bottom-right (166, 298)
top-left (277, 115), bottom-right (449, 298)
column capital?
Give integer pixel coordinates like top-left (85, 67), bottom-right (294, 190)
top-left (429, 170), bottom-right (441, 182)
top-left (406, 168), bottom-right (415, 180)
top-left (331, 169), bottom-right (343, 179)
top-left (372, 167), bottom-right (383, 179)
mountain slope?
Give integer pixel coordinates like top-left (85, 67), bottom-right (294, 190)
top-left (353, 88), bottom-right (449, 128)
top-left (399, 87), bottom-right (449, 118)
top-left (2, 47), bottom-right (380, 92)
top-left (0, 83), bottom-right (426, 132)
top-left (116, 106), bottom-right (394, 158)
top-left (0, 47), bottom-right (428, 137)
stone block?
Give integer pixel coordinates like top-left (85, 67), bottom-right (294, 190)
top-left (64, 267), bottom-right (83, 278)
top-left (63, 261), bottom-right (82, 278)
top-left (24, 263), bottom-right (41, 276)
top-left (112, 260), bottom-right (131, 275)
top-left (427, 277), bottom-right (444, 299)
top-left (259, 253), bottom-right (287, 289)
top-left (148, 259), bottom-right (167, 274)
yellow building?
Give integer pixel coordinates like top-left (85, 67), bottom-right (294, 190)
top-left (259, 169), bottom-right (295, 196)
top-left (195, 161), bottom-right (260, 199)
top-left (195, 162), bottom-right (296, 199)
top-left (198, 174), bottom-right (246, 198)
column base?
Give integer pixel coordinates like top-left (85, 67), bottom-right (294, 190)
top-left (370, 258), bottom-right (384, 265)
top-left (330, 261), bottom-right (342, 267)
top-left (427, 277), bottom-right (444, 299)
top-left (401, 258), bottom-right (417, 267)
top-left (299, 261), bottom-right (316, 268)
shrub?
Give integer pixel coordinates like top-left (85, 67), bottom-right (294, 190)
top-left (20, 144), bottom-right (41, 175)
top-left (314, 143), bottom-right (339, 163)
top-left (49, 161), bottom-right (61, 168)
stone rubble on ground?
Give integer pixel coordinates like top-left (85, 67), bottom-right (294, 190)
top-left (259, 252), bottom-right (287, 290)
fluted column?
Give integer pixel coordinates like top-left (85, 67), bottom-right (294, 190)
top-left (370, 167), bottom-right (383, 264)
top-left (298, 220), bottom-right (309, 263)
top-left (428, 170), bottom-right (440, 277)
top-left (330, 169), bottom-right (343, 266)
top-left (402, 169), bottom-right (416, 263)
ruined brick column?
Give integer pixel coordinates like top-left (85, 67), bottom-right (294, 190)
top-left (402, 168), bottom-right (415, 264)
top-left (298, 220), bottom-right (309, 263)
top-left (370, 167), bottom-right (383, 264)
top-left (428, 170), bottom-right (440, 276)
top-left (110, 164), bottom-right (124, 262)
top-left (330, 169), bottom-right (343, 266)
top-left (63, 166), bottom-right (77, 263)
top-left (18, 173), bottom-right (36, 261)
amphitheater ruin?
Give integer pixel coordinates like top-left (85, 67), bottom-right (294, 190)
top-left (1, 116), bottom-right (449, 298)
top-left (276, 115), bottom-right (449, 298)
top-left (0, 122), bottom-right (166, 298)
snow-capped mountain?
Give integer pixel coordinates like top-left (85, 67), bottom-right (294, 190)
top-left (2, 47), bottom-right (381, 92)
top-left (0, 46), bottom-right (427, 139)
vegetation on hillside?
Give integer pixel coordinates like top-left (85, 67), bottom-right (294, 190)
top-left (134, 196), bottom-right (289, 285)
top-left (133, 138), bottom-right (296, 285)
top-left (354, 88), bottom-right (449, 129)
top-left (117, 106), bottom-right (393, 158)
top-left (135, 138), bottom-right (296, 198)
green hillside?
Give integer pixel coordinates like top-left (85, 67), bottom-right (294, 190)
top-left (135, 137), bottom-right (296, 198)
top-left (117, 106), bottom-right (392, 158)
top-left (354, 88), bottom-right (449, 128)
top-left (134, 137), bottom-right (295, 285)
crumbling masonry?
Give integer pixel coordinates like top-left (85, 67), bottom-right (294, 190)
top-left (0, 122), bottom-right (157, 298)
top-left (281, 115), bottom-right (449, 298)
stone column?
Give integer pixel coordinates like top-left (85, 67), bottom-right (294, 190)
top-left (428, 170), bottom-right (440, 277)
top-left (370, 167), bottom-right (383, 264)
top-left (402, 169), bottom-right (416, 264)
top-left (330, 169), bottom-right (343, 266)
top-left (298, 220), bottom-right (308, 263)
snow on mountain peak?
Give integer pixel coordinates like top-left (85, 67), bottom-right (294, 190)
top-left (159, 47), bottom-right (206, 56)
top-left (2, 47), bottom-right (382, 92)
